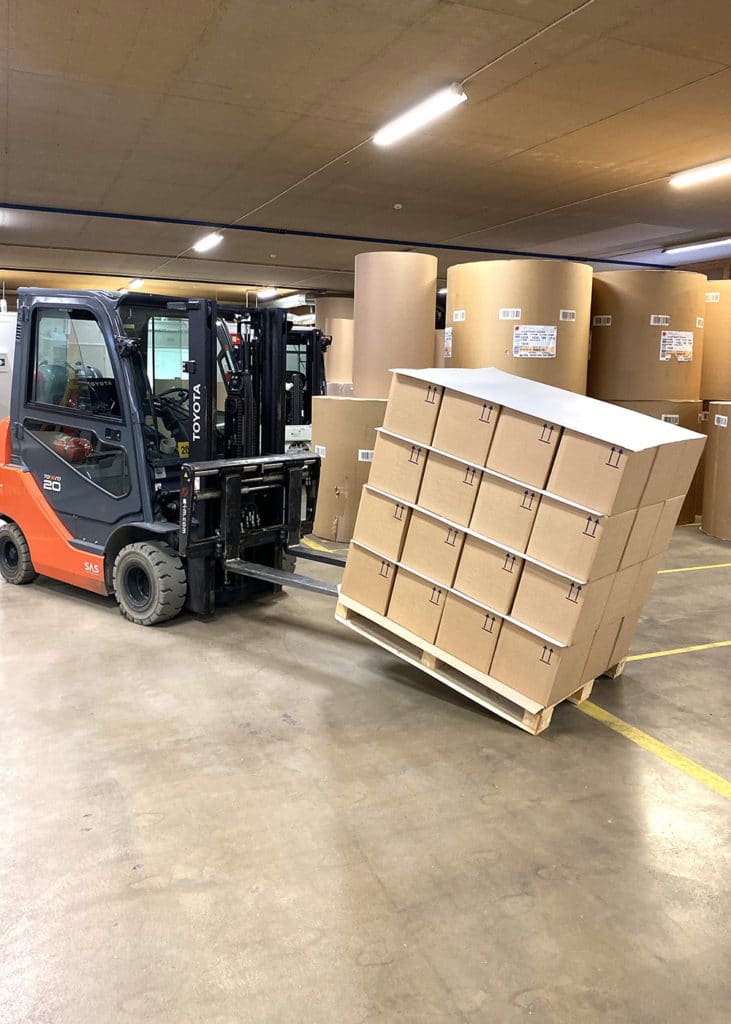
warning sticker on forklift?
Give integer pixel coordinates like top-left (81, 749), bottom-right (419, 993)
top-left (452, 309), bottom-right (466, 322)
top-left (659, 330), bottom-right (693, 362)
top-left (315, 445), bottom-right (326, 458)
top-left (512, 324), bottom-right (557, 358)
top-left (444, 326), bottom-right (453, 359)
top-left (715, 414), bottom-right (728, 428)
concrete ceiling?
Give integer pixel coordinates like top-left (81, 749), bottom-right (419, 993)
top-left (2, 0), bottom-right (731, 295)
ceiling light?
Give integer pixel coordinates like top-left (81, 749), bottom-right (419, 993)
top-left (276, 293), bottom-right (307, 308)
top-left (129, 278), bottom-right (145, 289)
top-left (373, 84), bottom-right (467, 147)
top-left (669, 158), bottom-right (731, 189)
top-left (257, 287), bottom-right (277, 300)
top-left (193, 231), bottom-right (224, 253)
top-left (664, 237), bottom-right (731, 255)
top-left (438, 287), bottom-right (448, 295)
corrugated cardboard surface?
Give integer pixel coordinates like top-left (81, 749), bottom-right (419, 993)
top-left (435, 593), bottom-right (502, 675)
top-left (547, 430), bottom-right (656, 514)
top-left (400, 510), bottom-right (465, 587)
top-left (511, 563), bottom-right (613, 645)
top-left (486, 408), bottom-right (561, 488)
top-left (702, 401), bottom-right (731, 540)
top-left (490, 623), bottom-right (592, 706)
top-left (701, 281), bottom-right (731, 400)
top-left (620, 502), bottom-right (663, 568)
top-left (470, 475), bottom-right (541, 553)
top-left (381, 374), bottom-right (443, 445)
top-left (418, 451), bottom-right (482, 526)
top-left (589, 269), bottom-right (706, 400)
top-left (584, 618), bottom-right (623, 681)
top-left (454, 536), bottom-right (524, 615)
top-left (368, 432), bottom-right (427, 505)
top-left (610, 608), bottom-right (643, 666)
top-left (312, 397), bottom-right (386, 541)
top-left (526, 498), bottom-right (635, 581)
top-left (352, 488), bottom-right (411, 562)
top-left (649, 496), bottom-right (685, 557)
top-left (432, 390), bottom-right (500, 466)
top-left (340, 545), bottom-right (395, 616)
top-left (387, 568), bottom-right (446, 644)
top-left (446, 259), bottom-right (592, 394)
top-left (353, 251), bottom-right (437, 399)
top-left (604, 563), bottom-right (643, 623)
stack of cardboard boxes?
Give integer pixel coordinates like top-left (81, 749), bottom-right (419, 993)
top-left (339, 368), bottom-right (705, 717)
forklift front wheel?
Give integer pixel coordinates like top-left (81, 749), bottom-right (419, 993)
top-left (0, 522), bottom-right (38, 585)
top-left (113, 541), bottom-right (187, 626)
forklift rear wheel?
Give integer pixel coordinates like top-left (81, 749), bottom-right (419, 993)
top-left (113, 541), bottom-right (187, 626)
top-left (0, 523), bottom-right (38, 585)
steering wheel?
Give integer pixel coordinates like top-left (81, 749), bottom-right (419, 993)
top-left (156, 387), bottom-right (189, 403)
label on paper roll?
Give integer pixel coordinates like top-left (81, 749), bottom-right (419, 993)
top-left (452, 309), bottom-right (466, 322)
top-left (715, 414), bottom-right (729, 428)
top-left (661, 414), bottom-right (680, 424)
top-left (444, 326), bottom-right (453, 359)
top-left (659, 330), bottom-right (693, 362)
top-left (358, 449), bottom-right (374, 462)
top-left (512, 324), bottom-right (557, 359)
top-left (650, 313), bottom-right (671, 326)
top-left (696, 316), bottom-right (705, 328)
top-left (499, 307), bottom-right (521, 320)
top-left (559, 309), bottom-right (577, 322)
top-left (592, 314), bottom-right (612, 327)
top-left (706, 291), bottom-right (721, 303)
top-left (315, 445), bottom-right (326, 458)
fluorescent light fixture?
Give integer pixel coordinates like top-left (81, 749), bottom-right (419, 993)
top-left (129, 278), bottom-right (145, 289)
top-left (664, 237), bottom-right (731, 255)
top-left (257, 287), bottom-right (277, 300)
top-left (373, 84), bottom-right (467, 146)
top-left (669, 158), bottom-right (731, 188)
top-left (193, 231), bottom-right (224, 253)
top-left (276, 293), bottom-right (307, 309)
top-left (438, 287), bottom-right (448, 295)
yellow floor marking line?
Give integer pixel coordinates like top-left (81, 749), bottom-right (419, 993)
top-left (627, 640), bottom-right (731, 662)
top-left (658, 562), bottom-right (731, 574)
top-left (302, 536), bottom-right (339, 553)
top-left (577, 701), bottom-right (731, 800)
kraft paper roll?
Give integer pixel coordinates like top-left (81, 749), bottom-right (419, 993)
top-left (352, 251), bottom-right (437, 399)
top-left (701, 280), bottom-right (731, 400)
top-left (315, 297), bottom-right (354, 327)
top-left (433, 329), bottom-right (446, 368)
top-left (445, 259), bottom-right (592, 393)
top-left (322, 317), bottom-right (354, 383)
top-left (589, 270), bottom-right (706, 401)
top-left (701, 402), bottom-right (731, 540)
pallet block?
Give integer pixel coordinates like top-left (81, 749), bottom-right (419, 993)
top-left (336, 594), bottom-right (594, 735)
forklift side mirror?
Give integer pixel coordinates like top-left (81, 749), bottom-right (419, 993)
top-left (115, 335), bottom-right (140, 358)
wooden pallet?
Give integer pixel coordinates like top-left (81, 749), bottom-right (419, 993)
top-left (335, 594), bottom-right (594, 735)
top-left (602, 659), bottom-right (626, 679)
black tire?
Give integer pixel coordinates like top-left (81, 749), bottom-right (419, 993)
top-left (0, 522), bottom-right (38, 585)
top-left (113, 541), bottom-right (186, 626)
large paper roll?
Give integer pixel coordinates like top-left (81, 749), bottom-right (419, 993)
top-left (321, 317), bottom-right (354, 383)
top-left (701, 402), bottom-right (731, 540)
top-left (445, 259), bottom-right (592, 393)
top-left (701, 280), bottom-right (731, 400)
top-left (315, 297), bottom-right (354, 326)
top-left (589, 270), bottom-right (706, 401)
top-left (352, 252), bottom-right (437, 398)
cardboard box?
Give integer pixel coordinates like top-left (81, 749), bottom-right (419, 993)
top-left (633, 555), bottom-right (663, 608)
top-left (620, 502), bottom-right (663, 568)
top-left (311, 397), bottom-right (386, 541)
top-left (609, 608), bottom-right (643, 666)
top-left (511, 563), bottom-right (613, 645)
top-left (387, 568), bottom-right (447, 644)
top-left (470, 475), bottom-right (541, 553)
top-left (400, 510), bottom-right (465, 587)
top-left (432, 390), bottom-right (501, 466)
top-left (382, 372), bottom-right (443, 444)
top-left (526, 498), bottom-right (635, 581)
top-left (454, 535), bottom-right (524, 615)
top-left (490, 623), bottom-right (593, 706)
top-left (642, 435), bottom-right (706, 505)
top-left (368, 432), bottom-right (428, 504)
top-left (340, 544), bottom-right (396, 616)
top-left (602, 563), bottom-right (643, 623)
top-left (352, 487), bottom-right (411, 562)
top-left (435, 593), bottom-right (503, 675)
top-left (648, 496), bottom-right (685, 556)
top-left (584, 618), bottom-right (623, 681)
top-left (547, 430), bottom-right (656, 514)
top-left (486, 408), bottom-right (561, 488)
top-left (418, 451), bottom-right (482, 526)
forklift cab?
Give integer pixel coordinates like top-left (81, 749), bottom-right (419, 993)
top-left (0, 288), bottom-right (324, 624)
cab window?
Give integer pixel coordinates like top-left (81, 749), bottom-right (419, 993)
top-left (31, 308), bottom-right (121, 417)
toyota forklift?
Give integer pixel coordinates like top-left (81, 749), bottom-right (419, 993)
top-left (0, 289), bottom-right (340, 625)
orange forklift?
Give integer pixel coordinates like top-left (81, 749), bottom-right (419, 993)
top-left (0, 289), bottom-right (339, 624)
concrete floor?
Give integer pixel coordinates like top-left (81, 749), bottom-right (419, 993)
top-left (0, 526), bottom-right (729, 1024)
